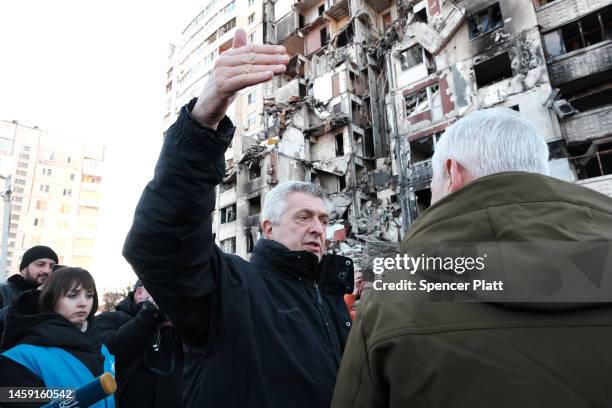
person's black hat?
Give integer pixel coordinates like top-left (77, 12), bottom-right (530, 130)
top-left (19, 245), bottom-right (59, 271)
top-left (134, 279), bottom-right (144, 290)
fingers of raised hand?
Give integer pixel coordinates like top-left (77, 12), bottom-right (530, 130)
top-left (215, 52), bottom-right (290, 68)
top-left (220, 71), bottom-right (275, 94)
top-left (223, 43), bottom-right (286, 57)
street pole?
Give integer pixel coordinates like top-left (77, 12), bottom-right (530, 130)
top-left (0, 175), bottom-right (11, 283)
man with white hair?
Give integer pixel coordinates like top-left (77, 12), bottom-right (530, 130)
top-left (331, 108), bottom-right (612, 408)
top-left (123, 29), bottom-right (354, 408)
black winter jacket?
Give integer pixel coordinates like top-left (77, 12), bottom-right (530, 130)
top-left (123, 101), bottom-right (355, 408)
top-left (0, 275), bottom-right (38, 309)
top-left (0, 275), bottom-right (39, 344)
top-left (94, 295), bottom-right (184, 408)
top-left (0, 290), bottom-right (106, 408)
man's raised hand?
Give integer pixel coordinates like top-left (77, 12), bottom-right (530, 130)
top-left (191, 28), bottom-right (288, 130)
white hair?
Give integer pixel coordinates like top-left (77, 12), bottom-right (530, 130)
top-left (431, 108), bottom-right (549, 180)
top-left (262, 181), bottom-right (332, 224)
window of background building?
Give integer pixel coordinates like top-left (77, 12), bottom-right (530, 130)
top-left (13, 196), bottom-right (23, 203)
top-left (248, 91), bottom-right (256, 105)
top-left (33, 218), bottom-right (44, 227)
top-left (220, 204), bottom-right (237, 224)
top-left (17, 161), bottom-right (28, 169)
top-left (39, 184), bottom-right (50, 193)
top-left (16, 170), bottom-right (27, 176)
top-left (320, 26), bottom-right (329, 47)
top-left (42, 168), bottom-right (52, 176)
top-left (248, 0), bottom-right (254, 6)
top-left (249, 32), bottom-right (255, 43)
top-left (248, 196), bottom-right (261, 216)
top-left (67, 156), bottom-right (71, 164)
top-left (22, 145), bottom-right (31, 152)
top-left (18, 153), bottom-right (29, 160)
top-left (61, 204), bottom-right (71, 213)
top-left (248, 162), bottom-right (261, 180)
top-left (13, 205), bottom-right (21, 212)
top-left (36, 200), bottom-right (47, 210)
top-left (318, 4), bottom-right (325, 15)
top-left (14, 178), bottom-right (26, 186)
top-left (246, 233), bottom-right (254, 253)
top-left (543, 6), bottom-right (612, 58)
top-left (79, 206), bottom-right (99, 216)
top-left (58, 221), bottom-right (69, 229)
top-left (221, 237), bottom-right (236, 254)
top-left (10, 223), bottom-right (18, 229)
top-left (400, 45), bottom-right (424, 70)
top-left (468, 3), bottom-right (503, 39)
top-left (248, 13), bottom-right (255, 25)
top-left (62, 188), bottom-right (72, 197)
top-left (473, 52), bottom-right (513, 88)
top-left (70, 173), bottom-right (75, 181)
top-left (247, 112), bottom-right (257, 127)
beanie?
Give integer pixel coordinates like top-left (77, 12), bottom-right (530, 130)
top-left (19, 245), bottom-right (59, 271)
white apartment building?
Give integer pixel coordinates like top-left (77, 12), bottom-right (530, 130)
top-left (0, 120), bottom-right (105, 278)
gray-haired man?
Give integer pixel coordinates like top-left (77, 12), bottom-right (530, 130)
top-left (123, 29), bottom-right (354, 408)
top-left (332, 108), bottom-right (612, 408)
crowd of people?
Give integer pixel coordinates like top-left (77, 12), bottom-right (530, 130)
top-left (0, 28), bottom-right (611, 408)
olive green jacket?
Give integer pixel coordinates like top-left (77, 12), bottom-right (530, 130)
top-left (332, 172), bottom-right (612, 408)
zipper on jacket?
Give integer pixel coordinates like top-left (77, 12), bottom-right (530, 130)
top-left (312, 282), bottom-right (342, 366)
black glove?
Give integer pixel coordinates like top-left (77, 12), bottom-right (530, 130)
top-left (140, 300), bottom-right (165, 324)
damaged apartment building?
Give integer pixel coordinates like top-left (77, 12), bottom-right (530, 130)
top-left (169, 0), bottom-right (612, 260)
top-left (382, 0), bottom-right (612, 224)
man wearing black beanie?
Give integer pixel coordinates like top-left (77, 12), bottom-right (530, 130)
top-left (0, 245), bottom-right (58, 309)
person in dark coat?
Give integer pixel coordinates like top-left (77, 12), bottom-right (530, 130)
top-left (0, 246), bottom-right (58, 347)
top-left (94, 280), bottom-right (183, 407)
top-left (0, 267), bottom-right (114, 408)
top-left (0, 245), bottom-right (58, 308)
top-left (123, 29), bottom-right (354, 408)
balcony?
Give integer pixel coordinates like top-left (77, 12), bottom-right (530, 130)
top-left (536, 0), bottom-right (610, 32)
top-left (275, 11), bottom-right (304, 55)
top-left (293, 0), bottom-right (322, 14)
top-left (548, 41), bottom-right (612, 87)
top-left (561, 104), bottom-right (612, 143)
top-left (364, 0), bottom-right (393, 13)
top-left (326, 0), bottom-right (349, 20)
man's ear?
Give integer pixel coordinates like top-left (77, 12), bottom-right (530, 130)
top-left (261, 220), bottom-right (273, 240)
top-left (447, 158), bottom-right (471, 194)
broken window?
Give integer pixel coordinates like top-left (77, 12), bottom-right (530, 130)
top-left (544, 6), bottom-right (612, 58)
top-left (415, 188), bottom-right (432, 215)
top-left (400, 45), bottom-right (424, 71)
top-left (219, 18), bottom-right (236, 36)
top-left (248, 196), bottom-right (261, 216)
top-left (320, 27), bottom-right (329, 47)
top-left (474, 52), bottom-right (513, 88)
top-left (221, 237), bottom-right (236, 254)
top-left (468, 3), bottom-right (503, 40)
top-left (248, 162), bottom-right (261, 180)
top-left (220, 204), bottom-right (237, 224)
top-left (405, 88), bottom-right (428, 116)
top-left (414, 7), bottom-right (428, 24)
top-left (318, 4), bottom-right (325, 15)
top-left (336, 23), bottom-right (353, 47)
top-left (335, 133), bottom-right (344, 156)
top-left (533, 0), bottom-right (560, 7)
top-left (568, 138), bottom-right (612, 179)
top-left (410, 134), bottom-right (437, 162)
top-left (333, 103), bottom-right (342, 113)
top-left (568, 84), bottom-right (612, 111)
top-left (246, 233), bottom-right (254, 253)
top-left (339, 175), bottom-right (347, 190)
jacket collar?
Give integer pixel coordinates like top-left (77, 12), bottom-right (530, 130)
top-left (250, 239), bottom-right (354, 296)
top-left (7, 274), bottom-right (39, 292)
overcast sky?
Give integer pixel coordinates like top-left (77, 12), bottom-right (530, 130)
top-left (0, 0), bottom-right (205, 292)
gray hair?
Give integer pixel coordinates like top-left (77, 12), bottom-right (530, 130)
top-left (262, 181), bottom-right (331, 224)
top-left (431, 108), bottom-right (549, 180)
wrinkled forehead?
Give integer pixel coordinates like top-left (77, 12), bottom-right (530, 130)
top-left (284, 192), bottom-right (331, 216)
